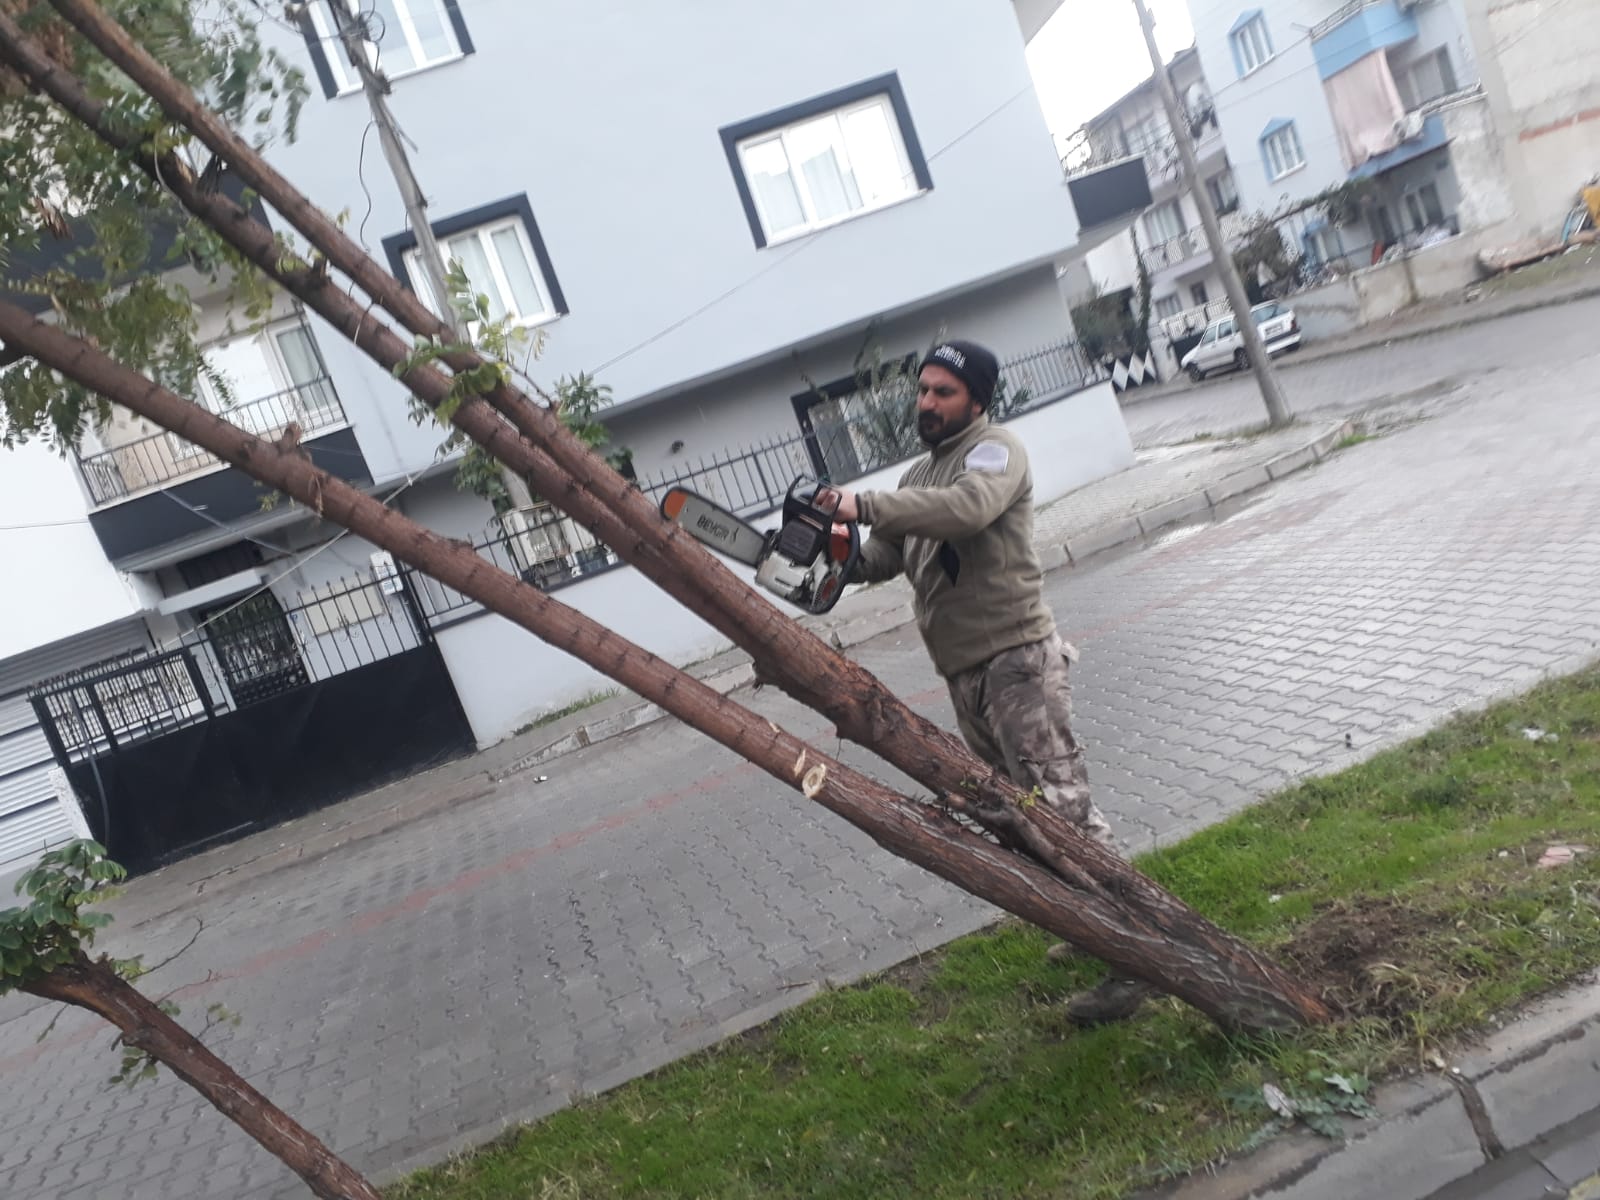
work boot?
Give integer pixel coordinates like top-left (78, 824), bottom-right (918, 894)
top-left (1065, 977), bottom-right (1155, 1026)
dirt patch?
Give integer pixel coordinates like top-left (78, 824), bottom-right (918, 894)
top-left (1279, 896), bottom-right (1448, 1023)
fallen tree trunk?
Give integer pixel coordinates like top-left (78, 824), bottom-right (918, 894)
top-left (24, 952), bottom-right (382, 1200)
top-left (31, 0), bottom-right (1161, 868)
top-left (0, 297), bottom-right (1329, 1030)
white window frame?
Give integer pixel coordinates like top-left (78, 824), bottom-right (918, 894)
top-left (1262, 123), bottom-right (1305, 181)
top-left (1145, 199), bottom-right (1186, 244)
top-left (1124, 113), bottom-right (1169, 156)
top-left (306, 0), bottom-right (463, 95)
top-left (1306, 226), bottom-right (1342, 266)
top-left (1154, 294), bottom-right (1184, 320)
top-left (1232, 15), bottom-right (1274, 76)
top-left (168, 319), bottom-right (339, 462)
top-left (735, 93), bottom-right (921, 246)
top-left (405, 216), bottom-right (559, 331)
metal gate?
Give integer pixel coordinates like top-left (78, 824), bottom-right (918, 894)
top-left (0, 619), bottom-right (151, 873)
top-left (29, 574), bottom-right (474, 874)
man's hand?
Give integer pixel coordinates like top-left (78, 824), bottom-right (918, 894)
top-left (833, 488), bottom-right (859, 522)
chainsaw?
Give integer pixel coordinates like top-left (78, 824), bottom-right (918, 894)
top-left (659, 475), bottom-right (860, 615)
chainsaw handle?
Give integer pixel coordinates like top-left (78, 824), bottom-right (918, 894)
top-left (807, 520), bottom-right (859, 615)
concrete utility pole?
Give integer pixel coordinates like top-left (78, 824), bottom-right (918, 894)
top-left (326, 0), bottom-right (534, 505)
top-left (327, 0), bottom-right (458, 335)
top-left (1129, 0), bottom-right (1293, 428)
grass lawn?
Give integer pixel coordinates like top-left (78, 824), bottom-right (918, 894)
top-left (392, 667), bottom-right (1600, 1200)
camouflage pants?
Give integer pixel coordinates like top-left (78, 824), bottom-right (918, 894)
top-left (946, 634), bottom-right (1115, 846)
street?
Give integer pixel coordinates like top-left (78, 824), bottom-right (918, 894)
top-left (1119, 294), bottom-right (1594, 448)
top-left (3, 296), bottom-right (1599, 1199)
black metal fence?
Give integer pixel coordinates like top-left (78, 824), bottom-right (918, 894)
top-left (29, 571), bottom-right (473, 872)
top-left (30, 650), bottom-right (214, 764)
top-left (32, 571), bottom-right (427, 762)
top-left (637, 435), bottom-right (817, 522)
top-left (407, 503), bottom-right (626, 626)
top-left (77, 376), bottom-right (346, 505)
top-left (627, 336), bottom-right (1101, 523)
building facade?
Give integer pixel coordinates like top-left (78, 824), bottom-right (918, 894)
top-left (1458, 0), bottom-right (1600, 241)
top-left (3, 0), bottom-right (1148, 878)
top-left (1073, 47), bottom-right (1252, 370)
top-left (1192, 0), bottom-right (1492, 273)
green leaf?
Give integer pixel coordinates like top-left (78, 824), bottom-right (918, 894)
top-left (1302, 1111), bottom-right (1345, 1139)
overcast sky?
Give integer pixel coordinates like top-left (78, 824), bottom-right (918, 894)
top-left (1027, 0), bottom-right (1196, 148)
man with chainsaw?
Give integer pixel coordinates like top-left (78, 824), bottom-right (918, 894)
top-left (832, 339), bottom-right (1152, 1026)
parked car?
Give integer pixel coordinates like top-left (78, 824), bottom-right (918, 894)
top-left (1181, 302), bottom-right (1302, 381)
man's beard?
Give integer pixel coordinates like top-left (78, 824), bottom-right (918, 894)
top-left (918, 407), bottom-right (976, 446)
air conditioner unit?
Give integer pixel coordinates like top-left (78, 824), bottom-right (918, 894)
top-left (1394, 111), bottom-right (1426, 141)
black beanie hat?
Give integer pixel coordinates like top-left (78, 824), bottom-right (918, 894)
top-left (919, 340), bottom-right (1000, 409)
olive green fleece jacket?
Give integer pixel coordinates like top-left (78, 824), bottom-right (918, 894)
top-left (853, 414), bottom-right (1055, 678)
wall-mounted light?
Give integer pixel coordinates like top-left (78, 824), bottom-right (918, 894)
top-left (669, 440), bottom-right (685, 454)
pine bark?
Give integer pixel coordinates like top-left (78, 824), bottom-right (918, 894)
top-left (0, 298), bottom-right (1330, 1031)
top-left (23, 953), bottom-right (383, 1200)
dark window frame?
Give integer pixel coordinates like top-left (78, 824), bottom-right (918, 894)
top-left (380, 194), bottom-right (569, 319)
top-left (789, 354), bottom-right (917, 480)
top-left (719, 72), bottom-right (933, 250)
top-left (298, 0), bottom-right (475, 101)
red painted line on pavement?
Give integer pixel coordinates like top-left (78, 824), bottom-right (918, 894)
top-left (1, 761), bottom-right (761, 1071)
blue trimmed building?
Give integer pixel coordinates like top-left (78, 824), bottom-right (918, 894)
top-left (1191, 0), bottom-right (1487, 272)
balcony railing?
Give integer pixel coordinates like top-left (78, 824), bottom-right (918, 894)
top-left (1142, 210), bottom-right (1252, 272)
top-left (1310, 0), bottom-right (1391, 40)
top-left (77, 377), bottom-right (346, 506)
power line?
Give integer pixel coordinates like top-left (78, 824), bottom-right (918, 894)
top-left (0, 516), bottom-right (90, 531)
top-left (590, 82), bottom-right (1038, 378)
top-left (156, 470), bottom-right (420, 649)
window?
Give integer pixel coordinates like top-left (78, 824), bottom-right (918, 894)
top-left (172, 321), bottom-right (340, 461)
top-left (1261, 121), bottom-right (1305, 181)
top-left (300, 0), bottom-right (471, 98)
top-left (1396, 49), bottom-right (1458, 110)
top-left (1375, 205), bottom-right (1399, 245)
top-left (1404, 182), bottom-right (1446, 231)
top-left (790, 355), bottom-right (919, 482)
top-left (1124, 113), bottom-right (1169, 156)
top-left (1145, 199), bottom-right (1185, 243)
top-left (1305, 226), bottom-right (1343, 266)
top-left (721, 73), bottom-right (932, 248)
top-left (383, 197), bottom-right (568, 329)
top-left (1190, 282), bottom-right (1209, 307)
top-left (1154, 294), bottom-right (1184, 320)
top-left (1205, 170), bottom-right (1240, 215)
top-left (1230, 12), bottom-right (1274, 76)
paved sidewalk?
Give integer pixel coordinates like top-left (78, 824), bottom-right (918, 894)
top-left (489, 418), bottom-right (1353, 777)
top-left (3, 297), bottom-right (1600, 1199)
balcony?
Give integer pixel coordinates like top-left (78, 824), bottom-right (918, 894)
top-left (78, 378), bottom-right (347, 506)
top-left (1311, 0), bottom-right (1418, 79)
top-left (1142, 210), bottom-right (1252, 273)
top-left (78, 371), bottom-right (372, 569)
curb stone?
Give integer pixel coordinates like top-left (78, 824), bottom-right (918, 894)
top-left (1142, 975), bottom-right (1600, 1200)
top-left (1057, 419), bottom-right (1356, 566)
top-left (499, 419), bottom-right (1355, 779)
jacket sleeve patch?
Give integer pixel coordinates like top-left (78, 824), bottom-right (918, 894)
top-left (964, 442), bottom-right (1010, 474)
